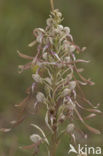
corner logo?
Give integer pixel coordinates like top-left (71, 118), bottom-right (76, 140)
top-left (68, 144), bottom-right (101, 155)
top-left (68, 144), bottom-right (78, 154)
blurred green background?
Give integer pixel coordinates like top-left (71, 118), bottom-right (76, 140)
top-left (0, 0), bottom-right (103, 155)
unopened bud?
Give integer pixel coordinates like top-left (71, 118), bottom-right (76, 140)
top-left (54, 10), bottom-right (62, 18)
top-left (42, 52), bottom-right (47, 60)
top-left (57, 12), bottom-right (62, 17)
top-left (38, 28), bottom-right (45, 33)
top-left (46, 18), bottom-right (52, 26)
top-left (67, 101), bottom-right (76, 110)
top-left (32, 74), bottom-right (42, 83)
top-left (67, 73), bottom-right (73, 81)
top-left (37, 34), bottom-right (43, 43)
top-left (70, 45), bottom-right (76, 52)
top-left (36, 92), bottom-right (45, 103)
top-left (69, 81), bottom-right (76, 90)
top-left (45, 77), bottom-right (52, 85)
top-left (30, 134), bottom-right (42, 144)
top-left (58, 25), bottom-right (63, 31)
top-left (65, 56), bottom-right (71, 63)
top-left (66, 123), bottom-right (75, 134)
top-left (62, 88), bottom-right (71, 96)
top-left (59, 114), bottom-right (65, 123)
top-left (64, 27), bottom-right (70, 34)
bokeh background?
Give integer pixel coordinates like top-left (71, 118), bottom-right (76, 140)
top-left (0, 0), bottom-right (103, 155)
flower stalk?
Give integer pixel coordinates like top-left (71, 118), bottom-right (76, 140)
top-left (50, 0), bottom-right (54, 11)
top-left (50, 133), bottom-right (57, 156)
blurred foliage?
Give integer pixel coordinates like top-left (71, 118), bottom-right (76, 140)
top-left (0, 0), bottom-right (103, 155)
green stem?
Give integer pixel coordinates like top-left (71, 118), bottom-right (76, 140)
top-left (50, 0), bottom-right (54, 11)
top-left (50, 133), bottom-right (57, 156)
